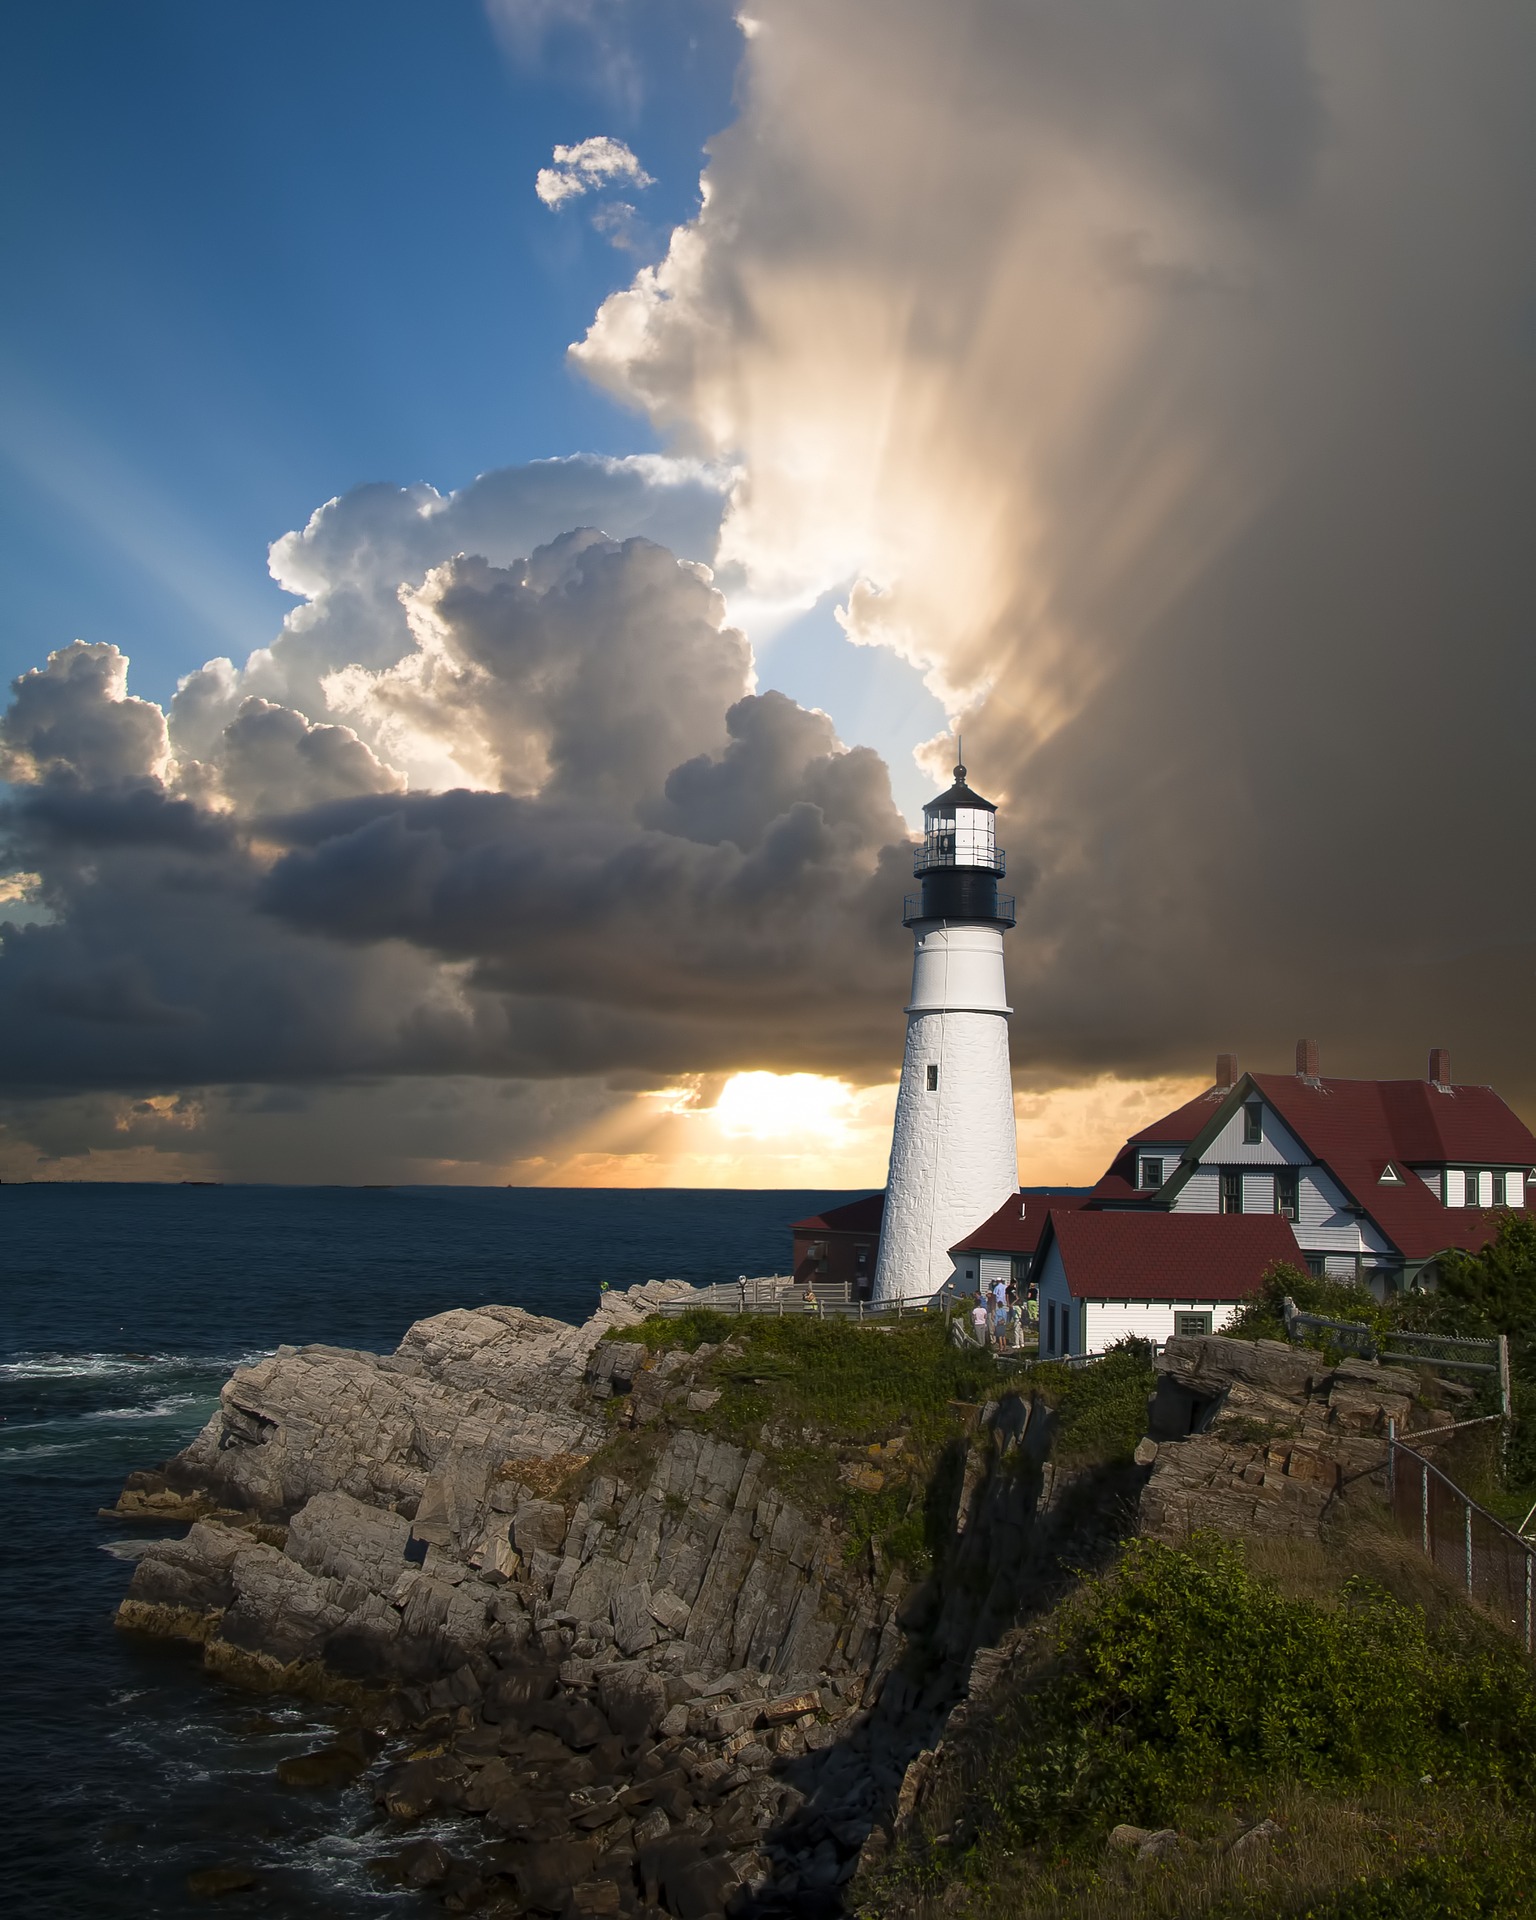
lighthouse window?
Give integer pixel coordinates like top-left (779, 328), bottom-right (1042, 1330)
top-left (926, 1063), bottom-right (939, 1092)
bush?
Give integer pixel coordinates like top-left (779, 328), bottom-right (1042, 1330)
top-left (1226, 1263), bottom-right (1392, 1348)
top-left (984, 1536), bottom-right (1536, 1850)
top-left (1029, 1341), bottom-right (1157, 1464)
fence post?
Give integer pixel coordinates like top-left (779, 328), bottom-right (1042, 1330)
top-left (1421, 1457), bottom-right (1430, 1558)
top-left (1387, 1418), bottom-right (1395, 1502)
top-left (1527, 1550), bottom-right (1533, 1655)
top-left (1466, 1499), bottom-right (1474, 1595)
top-left (1500, 1334), bottom-right (1512, 1418)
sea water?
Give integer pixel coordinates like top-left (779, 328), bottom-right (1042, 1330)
top-left (0, 1183), bottom-right (853, 1919)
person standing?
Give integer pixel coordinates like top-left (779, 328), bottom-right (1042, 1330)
top-left (970, 1297), bottom-right (989, 1347)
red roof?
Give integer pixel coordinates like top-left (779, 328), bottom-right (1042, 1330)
top-left (1242, 1073), bottom-right (1534, 1261)
top-left (790, 1193), bottom-right (884, 1235)
top-left (949, 1188), bottom-right (1094, 1255)
top-left (1129, 1088), bottom-right (1231, 1145)
top-left (1043, 1209), bottom-right (1300, 1301)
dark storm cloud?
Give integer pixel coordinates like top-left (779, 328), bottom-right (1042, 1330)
top-left (577, 0), bottom-right (1536, 1108)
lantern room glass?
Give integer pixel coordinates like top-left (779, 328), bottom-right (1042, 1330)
top-left (919, 804), bottom-right (996, 871)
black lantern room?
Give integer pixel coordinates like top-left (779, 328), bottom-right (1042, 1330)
top-left (904, 763), bottom-right (1016, 926)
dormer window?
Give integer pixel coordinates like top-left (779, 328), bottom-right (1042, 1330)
top-left (1493, 1172), bottom-right (1507, 1206)
top-left (1138, 1155), bottom-right (1164, 1190)
top-left (1243, 1104), bottom-right (1262, 1145)
top-left (1378, 1163), bottom-right (1404, 1185)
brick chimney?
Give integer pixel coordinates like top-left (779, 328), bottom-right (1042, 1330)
top-left (1215, 1052), bottom-right (1238, 1090)
top-left (1429, 1047), bottom-right (1452, 1088)
top-left (1296, 1038), bottom-right (1320, 1082)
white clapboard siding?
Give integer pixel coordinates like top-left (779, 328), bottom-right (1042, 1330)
top-left (1446, 1169), bottom-right (1466, 1207)
top-left (1200, 1100), bottom-right (1308, 1166)
top-left (1414, 1167), bottom-right (1443, 1197)
top-left (1086, 1299), bottom-right (1246, 1348)
top-left (1176, 1168), bottom-right (1221, 1213)
top-left (1242, 1170), bottom-right (1275, 1214)
top-left (1478, 1171), bottom-right (1494, 1208)
top-left (1511, 1172), bottom-right (1527, 1208)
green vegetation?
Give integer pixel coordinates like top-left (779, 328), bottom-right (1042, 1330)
top-left (1225, 1262), bottom-right (1394, 1349)
top-left (868, 1531), bottom-right (1536, 1920)
top-left (601, 1313), bottom-right (996, 1573)
top-left (1025, 1342), bottom-right (1158, 1465)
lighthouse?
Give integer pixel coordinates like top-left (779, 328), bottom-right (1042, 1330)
top-left (872, 762), bottom-right (1019, 1303)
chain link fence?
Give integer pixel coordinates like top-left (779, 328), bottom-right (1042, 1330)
top-left (1389, 1427), bottom-right (1535, 1653)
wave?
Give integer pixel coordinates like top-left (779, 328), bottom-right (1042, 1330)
top-left (83, 1394), bottom-right (208, 1422)
top-left (0, 1440), bottom-right (92, 1461)
top-left (0, 1348), bottom-right (270, 1382)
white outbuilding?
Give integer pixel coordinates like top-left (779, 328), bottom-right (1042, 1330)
top-left (1031, 1207), bottom-right (1301, 1359)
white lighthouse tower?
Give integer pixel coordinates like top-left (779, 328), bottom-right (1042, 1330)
top-left (873, 762), bottom-right (1019, 1304)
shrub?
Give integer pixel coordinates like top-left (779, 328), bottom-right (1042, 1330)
top-left (983, 1536), bottom-right (1536, 1851)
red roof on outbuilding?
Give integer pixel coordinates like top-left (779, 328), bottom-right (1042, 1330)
top-left (949, 1189), bottom-right (1095, 1255)
top-left (790, 1193), bottom-right (885, 1235)
top-left (1043, 1209), bottom-right (1300, 1301)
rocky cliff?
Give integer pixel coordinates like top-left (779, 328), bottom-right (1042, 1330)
top-left (112, 1285), bottom-right (1082, 1918)
top-left (112, 1306), bottom-right (1436, 1919)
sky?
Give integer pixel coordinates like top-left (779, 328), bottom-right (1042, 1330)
top-left (0, 0), bottom-right (1532, 1186)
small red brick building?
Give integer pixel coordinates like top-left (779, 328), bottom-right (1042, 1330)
top-left (790, 1193), bottom-right (884, 1297)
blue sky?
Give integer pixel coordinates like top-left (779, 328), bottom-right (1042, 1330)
top-left (0, 1), bottom-right (733, 702)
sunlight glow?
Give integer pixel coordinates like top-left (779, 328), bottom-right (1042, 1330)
top-left (709, 1071), bottom-right (855, 1142)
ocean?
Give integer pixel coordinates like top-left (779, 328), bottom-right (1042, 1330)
top-left (0, 1182), bottom-right (854, 1919)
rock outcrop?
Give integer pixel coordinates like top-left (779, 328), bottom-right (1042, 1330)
top-left (1139, 1334), bottom-right (1413, 1540)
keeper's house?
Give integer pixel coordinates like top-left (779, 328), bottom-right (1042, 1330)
top-left (1031, 1209), bottom-right (1300, 1359)
top-left (1092, 1044), bottom-right (1536, 1295)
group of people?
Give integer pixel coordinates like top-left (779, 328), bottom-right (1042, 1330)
top-left (967, 1274), bottom-right (1037, 1349)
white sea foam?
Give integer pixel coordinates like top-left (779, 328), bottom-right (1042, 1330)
top-left (0, 1440), bottom-right (91, 1461)
top-left (99, 1539), bottom-right (167, 1561)
top-left (84, 1394), bottom-right (206, 1421)
top-left (0, 1348), bottom-right (271, 1381)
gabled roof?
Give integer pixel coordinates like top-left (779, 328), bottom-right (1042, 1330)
top-left (1089, 1146), bottom-right (1174, 1206)
top-left (790, 1193), bottom-right (884, 1235)
top-left (949, 1188), bottom-right (1095, 1255)
top-left (1041, 1208), bottom-right (1299, 1302)
top-left (1147, 1072), bottom-right (1536, 1263)
top-left (1128, 1086), bottom-right (1231, 1145)
top-left (1244, 1073), bottom-right (1529, 1262)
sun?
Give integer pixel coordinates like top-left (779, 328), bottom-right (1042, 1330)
top-left (710, 1071), bottom-right (857, 1143)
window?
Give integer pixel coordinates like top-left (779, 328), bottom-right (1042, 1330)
top-left (1175, 1311), bottom-right (1213, 1338)
top-left (1139, 1155), bottom-right (1164, 1190)
top-left (1305, 1253), bottom-right (1325, 1278)
top-left (1220, 1170), bottom-right (1243, 1214)
top-left (1275, 1169), bottom-right (1299, 1220)
top-left (1493, 1172), bottom-right (1507, 1207)
top-left (1047, 1300), bottom-right (1057, 1352)
top-left (1464, 1168), bottom-right (1481, 1208)
top-left (856, 1245), bottom-right (869, 1266)
top-left (1243, 1104), bottom-right (1262, 1145)
top-left (926, 1063), bottom-right (939, 1092)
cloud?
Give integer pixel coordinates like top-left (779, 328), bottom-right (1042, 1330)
top-left (571, 0), bottom-right (1536, 1108)
top-left (0, 530), bottom-right (912, 1142)
top-left (168, 454), bottom-right (730, 778)
top-left (535, 135), bottom-right (654, 208)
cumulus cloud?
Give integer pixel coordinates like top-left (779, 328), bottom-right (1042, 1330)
top-left (572, 0), bottom-right (1536, 1108)
top-left (536, 135), bottom-right (654, 208)
top-left (0, 531), bottom-right (911, 1148)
